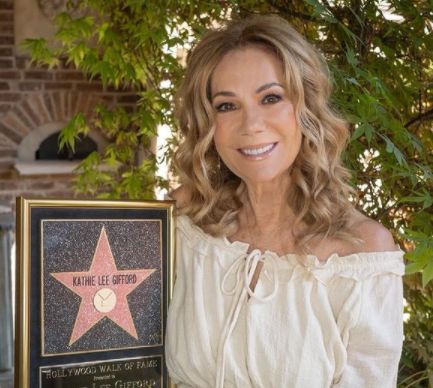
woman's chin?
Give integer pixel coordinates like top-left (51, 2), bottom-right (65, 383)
top-left (240, 172), bottom-right (291, 189)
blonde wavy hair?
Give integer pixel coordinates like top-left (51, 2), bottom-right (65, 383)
top-left (173, 14), bottom-right (360, 252)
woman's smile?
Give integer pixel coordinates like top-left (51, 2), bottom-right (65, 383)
top-left (238, 142), bottom-right (278, 159)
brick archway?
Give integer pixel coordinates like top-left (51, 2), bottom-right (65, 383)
top-left (0, 91), bottom-right (102, 170)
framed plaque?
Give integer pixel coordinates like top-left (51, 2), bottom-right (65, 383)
top-left (15, 198), bottom-right (175, 388)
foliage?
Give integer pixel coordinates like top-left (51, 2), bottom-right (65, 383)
top-left (401, 278), bottom-right (433, 387)
top-left (24, 0), bottom-right (229, 199)
top-left (22, 0), bottom-right (433, 384)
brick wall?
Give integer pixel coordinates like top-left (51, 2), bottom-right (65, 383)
top-left (0, 0), bottom-right (138, 211)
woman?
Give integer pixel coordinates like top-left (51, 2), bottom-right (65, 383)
top-left (166, 15), bottom-right (404, 388)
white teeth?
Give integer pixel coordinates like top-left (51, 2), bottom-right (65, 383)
top-left (240, 143), bottom-right (275, 156)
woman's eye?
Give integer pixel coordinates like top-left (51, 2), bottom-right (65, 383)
top-left (215, 102), bottom-right (236, 112)
top-left (262, 94), bottom-right (282, 104)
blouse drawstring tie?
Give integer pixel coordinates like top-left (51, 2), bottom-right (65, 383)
top-left (216, 249), bottom-right (278, 388)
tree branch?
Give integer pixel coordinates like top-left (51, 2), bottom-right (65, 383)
top-left (265, 1), bottom-right (316, 22)
top-left (405, 108), bottom-right (433, 128)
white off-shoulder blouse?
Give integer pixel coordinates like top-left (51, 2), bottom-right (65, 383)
top-left (166, 215), bottom-right (405, 388)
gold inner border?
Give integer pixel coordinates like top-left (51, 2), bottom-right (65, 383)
top-left (40, 218), bottom-right (163, 356)
top-left (38, 354), bottom-right (164, 387)
top-left (15, 197), bottom-right (175, 388)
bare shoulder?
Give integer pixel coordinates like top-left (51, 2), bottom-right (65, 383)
top-left (169, 185), bottom-right (191, 208)
top-left (349, 209), bottom-right (398, 252)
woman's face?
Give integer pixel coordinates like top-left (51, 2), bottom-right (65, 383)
top-left (211, 46), bottom-right (302, 187)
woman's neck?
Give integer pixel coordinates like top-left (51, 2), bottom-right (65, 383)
top-left (241, 175), bottom-right (295, 227)
top-left (234, 177), bottom-right (300, 254)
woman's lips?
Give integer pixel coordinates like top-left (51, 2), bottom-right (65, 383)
top-left (238, 142), bottom-right (277, 158)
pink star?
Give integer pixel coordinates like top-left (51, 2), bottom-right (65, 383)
top-left (51, 226), bottom-right (156, 346)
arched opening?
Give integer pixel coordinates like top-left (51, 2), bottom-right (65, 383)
top-left (35, 131), bottom-right (97, 160)
top-left (16, 122), bottom-right (107, 175)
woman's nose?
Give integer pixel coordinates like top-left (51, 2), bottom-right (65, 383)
top-left (240, 106), bottom-right (264, 135)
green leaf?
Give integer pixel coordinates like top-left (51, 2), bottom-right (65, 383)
top-left (304, 0), bottom-right (337, 23)
top-left (384, 136), bottom-right (394, 153)
top-left (346, 47), bottom-right (359, 66)
top-left (20, 38), bottom-right (60, 68)
top-left (405, 262), bottom-right (423, 275)
top-left (97, 22), bottom-right (110, 43)
top-left (58, 113), bottom-right (89, 152)
top-left (400, 192), bottom-right (433, 209)
top-left (347, 77), bottom-right (360, 86)
top-left (365, 125), bottom-right (374, 144)
top-left (393, 147), bottom-right (406, 166)
top-left (422, 261), bottom-right (433, 287)
top-left (400, 196), bottom-right (426, 203)
top-left (423, 196), bottom-right (433, 210)
top-left (350, 125), bottom-right (365, 141)
top-left (405, 245), bottom-right (433, 266)
top-left (92, 61), bottom-right (115, 84)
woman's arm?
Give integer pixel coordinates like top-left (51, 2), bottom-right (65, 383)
top-left (332, 271), bottom-right (404, 387)
top-left (333, 218), bottom-right (404, 387)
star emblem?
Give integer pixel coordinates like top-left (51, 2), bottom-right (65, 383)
top-left (51, 226), bottom-right (156, 346)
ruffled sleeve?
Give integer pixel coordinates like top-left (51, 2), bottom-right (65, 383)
top-left (324, 251), bottom-right (405, 387)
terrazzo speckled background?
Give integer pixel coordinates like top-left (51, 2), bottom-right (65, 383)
top-left (42, 220), bottom-right (162, 354)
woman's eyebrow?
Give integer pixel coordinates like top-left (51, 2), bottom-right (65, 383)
top-left (211, 91), bottom-right (235, 100)
top-left (212, 82), bottom-right (285, 100)
top-left (255, 82), bottom-right (285, 93)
